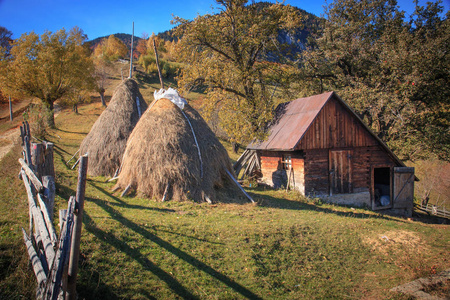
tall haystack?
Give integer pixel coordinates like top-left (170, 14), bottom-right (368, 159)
top-left (115, 92), bottom-right (245, 203)
top-left (80, 78), bottom-right (147, 177)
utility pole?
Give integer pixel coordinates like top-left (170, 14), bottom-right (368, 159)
top-left (153, 37), bottom-right (164, 90)
top-left (9, 95), bottom-right (13, 121)
top-left (129, 22), bottom-right (134, 78)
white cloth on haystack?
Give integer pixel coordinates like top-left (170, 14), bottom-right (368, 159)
top-left (153, 88), bottom-right (187, 110)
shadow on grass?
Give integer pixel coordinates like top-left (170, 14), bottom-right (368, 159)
top-left (85, 194), bottom-right (262, 300)
top-left (52, 146), bottom-right (73, 171)
top-left (56, 128), bottom-right (88, 135)
top-left (90, 181), bottom-right (226, 245)
top-left (249, 188), bottom-right (407, 223)
top-left (82, 211), bottom-right (194, 299)
top-left (89, 182), bottom-right (176, 213)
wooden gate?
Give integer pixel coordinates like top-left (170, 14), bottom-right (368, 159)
top-left (329, 150), bottom-right (353, 195)
top-left (393, 167), bottom-right (415, 209)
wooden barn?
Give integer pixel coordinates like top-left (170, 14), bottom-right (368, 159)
top-left (246, 91), bottom-right (415, 217)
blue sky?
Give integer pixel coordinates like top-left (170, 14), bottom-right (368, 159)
top-left (0, 0), bottom-right (448, 41)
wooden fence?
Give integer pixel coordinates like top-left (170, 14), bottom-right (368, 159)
top-left (416, 203), bottom-right (450, 219)
top-left (19, 121), bottom-right (88, 300)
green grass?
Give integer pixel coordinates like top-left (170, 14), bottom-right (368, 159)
top-left (0, 65), bottom-right (448, 299)
top-left (1, 101), bottom-right (448, 300)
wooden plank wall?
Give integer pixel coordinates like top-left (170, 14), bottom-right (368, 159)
top-left (291, 157), bottom-right (305, 193)
top-left (304, 146), bottom-right (398, 196)
top-left (296, 97), bottom-right (378, 150)
top-left (304, 149), bottom-right (329, 195)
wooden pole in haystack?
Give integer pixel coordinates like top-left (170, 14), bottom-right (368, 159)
top-left (66, 155), bottom-right (88, 300)
top-left (129, 22), bottom-right (134, 79)
top-left (153, 37), bottom-right (165, 90)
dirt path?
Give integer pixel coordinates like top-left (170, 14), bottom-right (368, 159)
top-left (0, 125), bottom-right (20, 162)
top-left (0, 99), bottom-right (32, 121)
top-left (0, 103), bottom-right (62, 163)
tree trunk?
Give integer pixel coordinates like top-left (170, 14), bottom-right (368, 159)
top-left (44, 101), bottom-right (56, 129)
top-left (100, 91), bottom-right (106, 107)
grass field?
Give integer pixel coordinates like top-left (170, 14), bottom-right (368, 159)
top-left (0, 64), bottom-right (449, 299)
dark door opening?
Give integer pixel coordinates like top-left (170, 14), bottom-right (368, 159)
top-left (373, 167), bottom-right (392, 209)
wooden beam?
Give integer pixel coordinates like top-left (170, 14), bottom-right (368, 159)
top-left (43, 142), bottom-right (55, 177)
top-left (24, 136), bottom-right (33, 170)
top-left (161, 183), bottom-right (170, 202)
top-left (43, 196), bottom-right (76, 300)
top-left (42, 176), bottom-right (55, 221)
top-left (38, 193), bottom-right (58, 245)
top-left (22, 170), bottom-right (55, 268)
top-left (67, 155), bottom-right (88, 300)
top-left (121, 184), bottom-right (132, 197)
top-left (66, 149), bottom-right (80, 166)
top-left (153, 37), bottom-right (164, 89)
top-left (19, 158), bottom-right (44, 193)
top-left (22, 228), bottom-right (47, 287)
top-left (225, 169), bottom-right (254, 203)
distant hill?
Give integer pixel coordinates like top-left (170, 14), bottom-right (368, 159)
top-left (87, 3), bottom-right (322, 59)
top-left (87, 33), bottom-right (143, 51)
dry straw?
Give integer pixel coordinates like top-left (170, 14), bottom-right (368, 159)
top-left (115, 98), bottom-right (245, 203)
top-left (80, 78), bottom-right (147, 177)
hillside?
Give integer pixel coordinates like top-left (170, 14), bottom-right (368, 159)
top-left (0, 59), bottom-right (449, 299)
top-left (87, 3), bottom-right (322, 59)
top-left (88, 33), bottom-right (143, 51)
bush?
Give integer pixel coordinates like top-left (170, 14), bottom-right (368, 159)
top-left (138, 55), bottom-right (180, 78)
top-left (22, 104), bottom-right (51, 139)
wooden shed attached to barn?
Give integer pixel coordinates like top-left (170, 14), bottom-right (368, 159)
top-left (246, 91), bottom-right (415, 217)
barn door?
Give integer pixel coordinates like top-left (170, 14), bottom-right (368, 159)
top-left (329, 150), bottom-right (353, 195)
top-left (393, 167), bottom-right (415, 208)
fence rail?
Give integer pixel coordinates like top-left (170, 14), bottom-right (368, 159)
top-left (19, 121), bottom-right (88, 300)
top-left (416, 203), bottom-right (449, 219)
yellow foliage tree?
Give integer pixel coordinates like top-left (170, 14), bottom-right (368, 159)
top-left (174, 0), bottom-right (300, 144)
top-left (93, 34), bottom-right (128, 62)
top-left (0, 27), bottom-right (95, 127)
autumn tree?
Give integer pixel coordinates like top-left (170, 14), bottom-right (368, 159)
top-left (296, 0), bottom-right (449, 161)
top-left (0, 27), bottom-right (13, 104)
top-left (0, 27), bottom-right (95, 127)
top-left (93, 34), bottom-right (128, 62)
top-left (0, 26), bottom-right (13, 57)
top-left (136, 38), bottom-right (148, 57)
top-left (173, 0), bottom-right (301, 143)
top-left (136, 32), bottom-right (149, 57)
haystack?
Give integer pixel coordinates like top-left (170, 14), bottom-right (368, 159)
top-left (115, 90), bottom-right (245, 203)
top-left (80, 78), bottom-right (148, 177)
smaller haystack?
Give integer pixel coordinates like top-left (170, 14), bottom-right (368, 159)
top-left (115, 89), bottom-right (245, 203)
top-left (80, 79), bottom-right (147, 177)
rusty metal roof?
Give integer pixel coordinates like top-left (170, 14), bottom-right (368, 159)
top-left (248, 91), bottom-right (334, 150)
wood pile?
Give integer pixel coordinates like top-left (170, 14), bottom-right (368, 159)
top-left (233, 149), bottom-right (261, 180)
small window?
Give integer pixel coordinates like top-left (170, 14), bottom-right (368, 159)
top-left (282, 154), bottom-right (292, 170)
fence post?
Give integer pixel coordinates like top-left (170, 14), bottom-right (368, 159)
top-left (31, 143), bottom-right (45, 180)
top-left (43, 142), bottom-right (55, 177)
top-left (66, 155), bottom-right (88, 300)
top-left (24, 136), bottom-right (33, 170)
top-left (42, 176), bottom-right (55, 221)
top-left (20, 125), bottom-right (24, 146)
